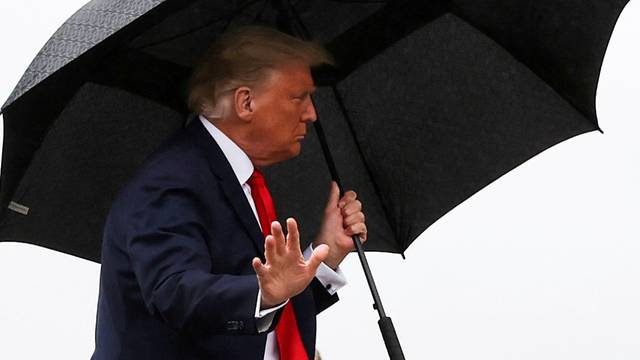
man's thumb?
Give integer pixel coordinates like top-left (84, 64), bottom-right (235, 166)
top-left (325, 181), bottom-right (340, 209)
top-left (307, 244), bottom-right (330, 270)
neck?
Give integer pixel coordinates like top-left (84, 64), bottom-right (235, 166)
top-left (202, 115), bottom-right (272, 168)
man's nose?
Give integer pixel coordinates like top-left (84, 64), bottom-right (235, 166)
top-left (303, 99), bottom-right (317, 123)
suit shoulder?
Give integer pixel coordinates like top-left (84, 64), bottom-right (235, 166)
top-left (133, 126), bottom-right (216, 185)
top-left (111, 128), bottom-right (215, 209)
top-left (144, 129), bottom-right (208, 176)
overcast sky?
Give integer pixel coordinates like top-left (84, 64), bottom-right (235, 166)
top-left (1, 1), bottom-right (639, 359)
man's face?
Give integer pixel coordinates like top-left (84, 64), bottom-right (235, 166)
top-left (245, 63), bottom-right (317, 166)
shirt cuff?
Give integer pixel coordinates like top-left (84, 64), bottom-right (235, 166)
top-left (303, 244), bottom-right (348, 296)
top-left (254, 289), bottom-right (289, 333)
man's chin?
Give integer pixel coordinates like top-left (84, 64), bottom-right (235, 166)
top-left (288, 143), bottom-right (302, 158)
top-left (269, 146), bottom-right (301, 166)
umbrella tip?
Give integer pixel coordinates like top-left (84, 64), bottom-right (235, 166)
top-left (400, 252), bottom-right (406, 260)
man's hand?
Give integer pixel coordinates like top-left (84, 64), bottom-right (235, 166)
top-left (314, 181), bottom-right (367, 270)
top-left (252, 218), bottom-right (329, 309)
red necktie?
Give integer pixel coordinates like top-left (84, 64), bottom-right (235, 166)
top-left (247, 169), bottom-right (308, 360)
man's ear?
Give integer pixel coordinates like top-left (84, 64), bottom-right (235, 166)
top-left (233, 86), bottom-right (254, 122)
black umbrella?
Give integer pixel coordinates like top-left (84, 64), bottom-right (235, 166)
top-left (0, 0), bottom-right (629, 357)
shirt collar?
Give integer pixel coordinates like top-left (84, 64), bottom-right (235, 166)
top-left (199, 114), bottom-right (254, 185)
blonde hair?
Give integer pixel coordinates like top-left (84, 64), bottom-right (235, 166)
top-left (187, 26), bottom-right (333, 118)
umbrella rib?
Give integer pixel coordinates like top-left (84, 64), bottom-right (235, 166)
top-left (447, 2), bottom-right (630, 129)
top-left (90, 47), bottom-right (191, 113)
top-left (450, 13), bottom-right (598, 129)
top-left (324, 0), bottom-right (448, 83)
top-left (133, 0), bottom-right (262, 50)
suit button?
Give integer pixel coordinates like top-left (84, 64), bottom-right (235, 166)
top-left (325, 284), bottom-right (332, 290)
top-left (226, 320), bottom-right (245, 331)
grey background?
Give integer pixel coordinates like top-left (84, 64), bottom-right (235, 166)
top-left (0, 0), bottom-right (639, 359)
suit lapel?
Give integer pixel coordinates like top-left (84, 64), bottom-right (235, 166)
top-left (186, 119), bottom-right (265, 257)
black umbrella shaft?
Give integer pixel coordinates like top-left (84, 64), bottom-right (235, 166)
top-left (315, 119), bottom-right (386, 318)
top-left (314, 109), bottom-right (403, 316)
top-left (272, 1), bottom-right (405, 359)
top-left (314, 120), bottom-right (405, 360)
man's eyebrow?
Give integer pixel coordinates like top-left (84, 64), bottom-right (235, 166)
top-left (295, 87), bottom-right (316, 97)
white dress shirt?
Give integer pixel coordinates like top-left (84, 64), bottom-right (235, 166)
top-left (199, 115), bottom-right (347, 359)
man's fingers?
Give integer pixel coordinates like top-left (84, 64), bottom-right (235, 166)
top-left (306, 244), bottom-right (329, 271)
top-left (325, 181), bottom-right (340, 210)
top-left (252, 257), bottom-right (266, 276)
top-left (285, 218), bottom-right (301, 252)
top-left (345, 223), bottom-right (367, 240)
top-left (271, 220), bottom-right (283, 238)
top-left (343, 211), bottom-right (365, 226)
top-left (338, 190), bottom-right (357, 208)
top-left (270, 221), bottom-right (286, 255)
top-left (264, 235), bottom-right (276, 262)
top-left (341, 199), bottom-right (362, 216)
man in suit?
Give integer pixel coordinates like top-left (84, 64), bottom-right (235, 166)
top-left (92, 26), bottom-right (367, 359)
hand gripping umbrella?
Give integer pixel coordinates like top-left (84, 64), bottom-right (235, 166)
top-left (0, 0), bottom-right (629, 358)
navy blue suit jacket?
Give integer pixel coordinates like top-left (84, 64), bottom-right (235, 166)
top-left (92, 119), bottom-right (338, 359)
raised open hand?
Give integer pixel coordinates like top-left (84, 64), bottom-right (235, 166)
top-left (252, 218), bottom-right (329, 309)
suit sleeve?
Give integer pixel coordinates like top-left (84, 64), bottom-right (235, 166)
top-left (125, 176), bottom-right (261, 336)
top-left (301, 244), bottom-right (341, 314)
top-left (310, 278), bottom-right (339, 314)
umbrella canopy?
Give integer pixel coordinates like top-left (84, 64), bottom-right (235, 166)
top-left (0, 0), bottom-right (629, 262)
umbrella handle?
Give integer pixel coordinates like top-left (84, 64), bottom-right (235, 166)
top-left (352, 233), bottom-right (405, 360)
top-left (379, 316), bottom-right (405, 360)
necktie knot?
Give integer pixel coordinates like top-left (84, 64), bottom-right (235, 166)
top-left (247, 169), bottom-right (266, 188)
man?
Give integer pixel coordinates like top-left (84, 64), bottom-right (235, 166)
top-left (92, 26), bottom-right (366, 359)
